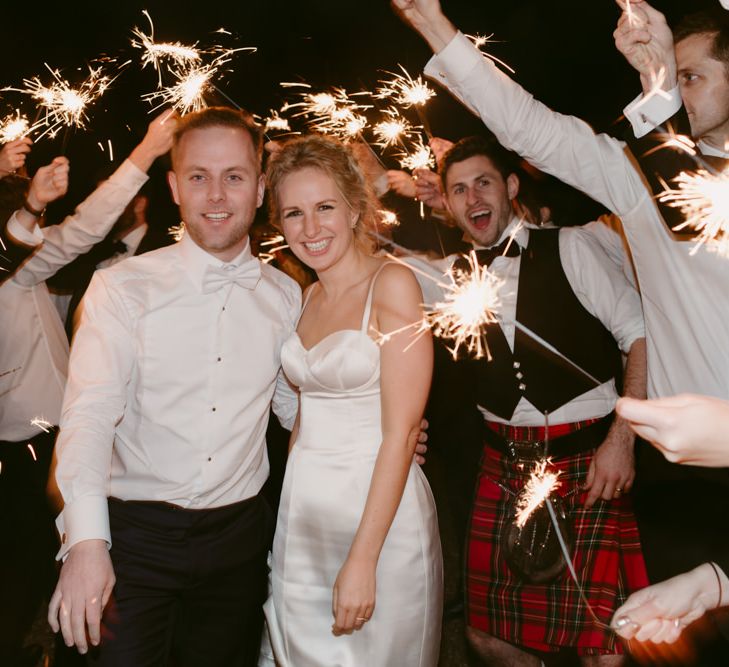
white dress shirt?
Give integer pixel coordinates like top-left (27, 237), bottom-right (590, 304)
top-left (0, 160), bottom-right (149, 441)
top-left (425, 33), bottom-right (729, 401)
top-left (55, 232), bottom-right (301, 559)
top-left (408, 218), bottom-right (644, 426)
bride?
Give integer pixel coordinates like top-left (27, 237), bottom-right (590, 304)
top-left (259, 135), bottom-right (443, 666)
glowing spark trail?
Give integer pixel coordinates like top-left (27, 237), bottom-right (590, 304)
top-left (426, 251), bottom-right (504, 360)
top-left (6, 64), bottom-right (113, 140)
top-left (284, 84), bottom-right (371, 140)
top-left (514, 460), bottom-right (561, 528)
top-left (131, 10), bottom-right (201, 84)
top-left (376, 66), bottom-right (435, 108)
top-left (372, 111), bottom-right (414, 149)
top-left (378, 210), bottom-right (400, 227)
top-left (263, 109), bottom-right (291, 133)
top-left (659, 168), bottom-right (729, 256)
top-left (30, 417), bottom-right (53, 433)
top-left (398, 138), bottom-right (435, 172)
top-left (0, 111), bottom-right (32, 142)
top-left (465, 33), bottom-right (516, 74)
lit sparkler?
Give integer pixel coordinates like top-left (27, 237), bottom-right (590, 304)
top-left (398, 138), bottom-right (435, 172)
top-left (258, 232), bottom-right (288, 264)
top-left (131, 10), bottom-right (202, 84)
top-left (6, 64), bottom-right (113, 140)
top-left (378, 209), bottom-right (400, 226)
top-left (284, 84), bottom-right (371, 140)
top-left (372, 110), bottom-right (414, 149)
top-left (0, 111), bottom-right (32, 142)
top-left (465, 33), bottom-right (516, 74)
top-left (659, 167), bottom-right (729, 256)
top-left (376, 66), bottom-right (435, 108)
top-left (426, 251), bottom-right (504, 360)
top-left (263, 108), bottom-right (291, 133)
top-left (514, 460), bottom-right (561, 528)
top-left (168, 223), bottom-right (186, 242)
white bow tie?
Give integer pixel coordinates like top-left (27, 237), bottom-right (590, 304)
top-left (202, 260), bottom-right (261, 293)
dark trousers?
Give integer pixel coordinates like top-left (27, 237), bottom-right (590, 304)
top-left (0, 430), bottom-right (57, 663)
top-left (89, 494), bottom-right (273, 667)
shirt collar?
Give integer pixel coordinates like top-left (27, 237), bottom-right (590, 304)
top-left (179, 231), bottom-right (255, 292)
top-left (698, 139), bottom-right (729, 159)
top-left (471, 216), bottom-right (529, 251)
top-left (119, 223), bottom-right (148, 255)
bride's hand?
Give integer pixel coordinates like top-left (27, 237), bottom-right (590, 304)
top-left (332, 556), bottom-right (376, 635)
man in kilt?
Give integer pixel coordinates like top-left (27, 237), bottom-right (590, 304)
top-left (408, 132), bottom-right (649, 665)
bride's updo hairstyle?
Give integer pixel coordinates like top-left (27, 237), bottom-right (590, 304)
top-left (266, 135), bottom-right (378, 251)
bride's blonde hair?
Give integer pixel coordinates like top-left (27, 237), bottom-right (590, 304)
top-left (266, 135), bottom-right (378, 252)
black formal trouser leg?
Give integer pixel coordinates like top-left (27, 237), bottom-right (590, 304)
top-left (89, 494), bottom-right (273, 667)
top-left (0, 431), bottom-right (57, 664)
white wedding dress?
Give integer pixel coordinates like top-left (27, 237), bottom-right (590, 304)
top-left (260, 266), bottom-right (443, 666)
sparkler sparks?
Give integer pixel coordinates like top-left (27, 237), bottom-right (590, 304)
top-left (6, 64), bottom-right (113, 140)
top-left (426, 251), bottom-right (504, 360)
top-left (142, 62), bottom-right (221, 114)
top-left (378, 210), bottom-right (400, 226)
top-left (132, 10), bottom-right (202, 83)
top-left (258, 233), bottom-right (289, 263)
top-left (659, 168), bottom-right (729, 256)
top-left (514, 460), bottom-right (561, 529)
top-left (263, 109), bottom-right (291, 133)
top-left (372, 110), bottom-right (414, 149)
top-left (465, 33), bottom-right (516, 74)
top-left (376, 66), bottom-right (435, 108)
top-left (398, 138), bottom-right (435, 172)
top-left (168, 223), bottom-right (186, 242)
top-left (0, 111), bottom-right (32, 142)
top-left (30, 417), bottom-right (54, 433)
top-left (284, 84), bottom-right (371, 140)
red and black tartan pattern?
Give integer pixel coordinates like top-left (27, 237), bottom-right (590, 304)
top-left (467, 439), bottom-right (649, 655)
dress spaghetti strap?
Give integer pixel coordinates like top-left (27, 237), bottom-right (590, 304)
top-left (360, 262), bottom-right (394, 332)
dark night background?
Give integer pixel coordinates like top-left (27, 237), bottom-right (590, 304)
top-left (0, 0), bottom-right (717, 228)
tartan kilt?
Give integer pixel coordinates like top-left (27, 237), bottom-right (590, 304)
top-left (467, 442), bottom-right (649, 655)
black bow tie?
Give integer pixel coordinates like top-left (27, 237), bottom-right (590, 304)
top-left (473, 237), bottom-right (521, 267)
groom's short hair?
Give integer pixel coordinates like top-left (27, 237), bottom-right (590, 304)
top-left (674, 8), bottom-right (729, 77)
top-left (171, 106), bottom-right (263, 168)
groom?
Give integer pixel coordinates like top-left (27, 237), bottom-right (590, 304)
top-left (48, 107), bottom-right (302, 666)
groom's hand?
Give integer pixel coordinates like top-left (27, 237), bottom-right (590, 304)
top-left (48, 539), bottom-right (116, 654)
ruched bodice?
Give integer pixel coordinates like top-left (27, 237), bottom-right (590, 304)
top-left (260, 264), bottom-right (443, 667)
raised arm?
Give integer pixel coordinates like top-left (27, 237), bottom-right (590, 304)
top-left (393, 0), bottom-right (646, 219)
top-left (10, 109), bottom-right (178, 288)
top-left (331, 263), bottom-right (433, 634)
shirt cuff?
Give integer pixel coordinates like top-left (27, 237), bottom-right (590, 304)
top-left (55, 495), bottom-right (111, 561)
top-left (624, 86), bottom-right (682, 139)
top-left (6, 213), bottom-right (43, 246)
top-left (424, 31), bottom-right (485, 88)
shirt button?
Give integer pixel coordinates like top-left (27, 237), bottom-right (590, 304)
top-left (207, 457), bottom-right (212, 462)
top-left (518, 383), bottom-right (526, 391)
top-left (222, 306), bottom-right (226, 312)
top-left (217, 357), bottom-right (222, 362)
top-left (212, 407), bottom-right (217, 412)
top-left (513, 361), bottom-right (521, 369)
top-left (516, 371), bottom-right (523, 379)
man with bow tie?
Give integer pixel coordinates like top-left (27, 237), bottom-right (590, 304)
top-left (410, 134), bottom-right (647, 665)
top-left (48, 107), bottom-right (302, 666)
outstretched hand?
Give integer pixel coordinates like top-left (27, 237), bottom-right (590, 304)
top-left (612, 562), bottom-right (727, 643)
top-left (617, 394), bottom-right (729, 467)
top-left (129, 108), bottom-right (180, 172)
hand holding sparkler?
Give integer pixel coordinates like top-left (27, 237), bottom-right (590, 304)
top-left (0, 137), bottom-right (32, 177)
top-left (617, 394), bottom-right (729, 467)
top-left (27, 156), bottom-right (69, 207)
top-left (128, 108), bottom-right (179, 172)
top-left (612, 562), bottom-right (729, 643)
top-left (413, 168), bottom-right (445, 210)
top-left (614, 1), bottom-right (676, 94)
top-left (386, 170), bottom-right (417, 198)
top-left (390, 0), bottom-right (456, 54)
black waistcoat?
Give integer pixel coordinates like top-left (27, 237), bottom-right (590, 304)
top-left (472, 229), bottom-right (621, 420)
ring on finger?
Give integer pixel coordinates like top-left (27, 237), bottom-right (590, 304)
top-left (355, 616), bottom-right (369, 622)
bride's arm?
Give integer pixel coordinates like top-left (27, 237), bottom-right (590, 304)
top-left (332, 263), bottom-right (433, 635)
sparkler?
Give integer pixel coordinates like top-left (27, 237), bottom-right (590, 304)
top-left (258, 232), bottom-right (289, 264)
top-left (376, 66), bottom-right (435, 139)
top-left (426, 250), bottom-right (504, 360)
top-left (465, 33), bottom-right (516, 74)
top-left (372, 109), bottom-right (414, 149)
top-left (659, 167), bottom-right (729, 256)
top-left (142, 60), bottom-right (223, 114)
top-left (5, 64), bottom-right (114, 141)
top-left (262, 108), bottom-right (292, 134)
top-left (514, 460), bottom-right (561, 528)
top-left (398, 138), bottom-right (435, 172)
top-left (168, 223), bottom-right (186, 242)
top-left (131, 10), bottom-right (202, 84)
top-left (30, 417), bottom-right (53, 433)
top-left (378, 209), bottom-right (400, 227)
top-left (0, 111), bottom-right (32, 142)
